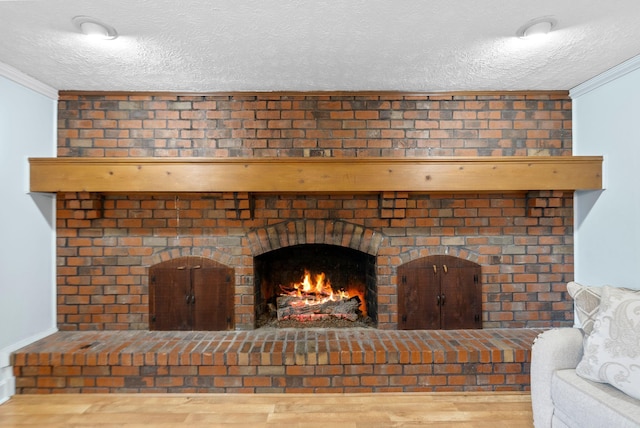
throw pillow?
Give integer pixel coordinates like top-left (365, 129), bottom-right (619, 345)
top-left (576, 285), bottom-right (640, 400)
top-left (567, 281), bottom-right (603, 335)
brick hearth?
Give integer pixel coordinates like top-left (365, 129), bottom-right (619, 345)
top-left (12, 328), bottom-right (540, 393)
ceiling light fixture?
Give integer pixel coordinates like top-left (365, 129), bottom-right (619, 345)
top-left (517, 16), bottom-right (557, 39)
top-left (72, 16), bottom-right (118, 40)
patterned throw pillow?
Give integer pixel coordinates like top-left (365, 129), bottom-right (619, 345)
top-left (575, 286), bottom-right (640, 400)
top-left (567, 281), bottom-right (603, 335)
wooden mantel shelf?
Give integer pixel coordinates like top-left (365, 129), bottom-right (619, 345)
top-left (29, 156), bottom-right (603, 194)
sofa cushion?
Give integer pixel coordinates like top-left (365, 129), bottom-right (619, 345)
top-left (567, 281), bottom-right (603, 335)
top-left (575, 285), bottom-right (640, 400)
top-left (552, 369), bottom-right (640, 428)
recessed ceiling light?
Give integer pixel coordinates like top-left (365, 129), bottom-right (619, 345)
top-left (516, 17), bottom-right (557, 39)
top-left (72, 16), bottom-right (118, 40)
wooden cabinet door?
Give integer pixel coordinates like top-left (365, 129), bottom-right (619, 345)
top-left (438, 256), bottom-right (482, 330)
top-left (149, 256), bottom-right (235, 331)
top-left (398, 258), bottom-right (440, 330)
top-left (193, 266), bottom-right (234, 331)
top-left (398, 255), bottom-right (482, 330)
top-left (149, 265), bottom-right (191, 331)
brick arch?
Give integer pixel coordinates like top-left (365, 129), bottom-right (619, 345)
top-left (145, 246), bottom-right (234, 268)
top-left (398, 246), bottom-right (482, 266)
top-left (247, 219), bottom-right (383, 257)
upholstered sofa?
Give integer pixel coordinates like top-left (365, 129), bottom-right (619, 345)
top-left (531, 283), bottom-right (640, 428)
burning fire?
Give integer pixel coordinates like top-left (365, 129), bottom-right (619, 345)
top-left (284, 270), bottom-right (349, 305)
top-left (275, 269), bottom-right (364, 322)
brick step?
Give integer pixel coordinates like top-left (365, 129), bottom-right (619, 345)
top-left (12, 328), bottom-right (542, 394)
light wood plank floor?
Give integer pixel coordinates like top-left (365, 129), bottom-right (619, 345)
top-left (0, 392), bottom-right (533, 427)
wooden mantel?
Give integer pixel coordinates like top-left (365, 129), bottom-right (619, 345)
top-left (29, 156), bottom-right (603, 194)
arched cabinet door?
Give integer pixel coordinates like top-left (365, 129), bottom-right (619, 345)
top-left (398, 258), bottom-right (440, 330)
top-left (149, 263), bottom-right (192, 331)
top-left (192, 265), bottom-right (234, 331)
top-left (398, 255), bottom-right (482, 330)
top-left (150, 256), bottom-right (234, 331)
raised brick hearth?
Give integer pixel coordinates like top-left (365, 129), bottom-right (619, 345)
top-left (12, 328), bottom-right (540, 393)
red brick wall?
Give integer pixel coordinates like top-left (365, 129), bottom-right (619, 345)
top-left (56, 93), bottom-right (574, 330)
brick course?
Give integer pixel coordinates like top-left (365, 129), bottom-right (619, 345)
top-left (59, 93), bottom-right (571, 158)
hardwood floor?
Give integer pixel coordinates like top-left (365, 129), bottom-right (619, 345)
top-left (0, 392), bottom-right (533, 427)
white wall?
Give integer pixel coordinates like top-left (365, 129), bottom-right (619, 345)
top-left (0, 71), bottom-right (57, 403)
top-left (572, 56), bottom-right (640, 289)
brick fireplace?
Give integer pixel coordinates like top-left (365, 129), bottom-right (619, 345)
top-left (54, 92), bottom-right (575, 332)
top-left (12, 91), bottom-right (585, 394)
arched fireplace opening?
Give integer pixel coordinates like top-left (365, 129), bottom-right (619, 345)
top-left (254, 244), bottom-right (377, 328)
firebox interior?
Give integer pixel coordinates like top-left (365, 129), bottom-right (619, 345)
top-left (254, 244), bottom-right (376, 327)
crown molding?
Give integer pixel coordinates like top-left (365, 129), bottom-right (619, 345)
top-left (570, 54), bottom-right (640, 99)
top-left (0, 62), bottom-right (58, 100)
top-left (60, 89), bottom-right (569, 98)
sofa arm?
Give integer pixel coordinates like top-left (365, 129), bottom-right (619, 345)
top-left (530, 328), bottom-right (584, 428)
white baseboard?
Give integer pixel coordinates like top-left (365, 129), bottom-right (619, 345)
top-left (0, 327), bottom-right (58, 403)
top-left (0, 366), bottom-right (16, 405)
top-left (0, 327), bottom-right (58, 366)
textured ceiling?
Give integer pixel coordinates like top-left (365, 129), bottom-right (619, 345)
top-left (1, 0), bottom-right (639, 92)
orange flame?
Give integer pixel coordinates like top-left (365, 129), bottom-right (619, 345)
top-left (290, 270), bottom-right (349, 304)
top-left (278, 269), bottom-right (367, 318)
